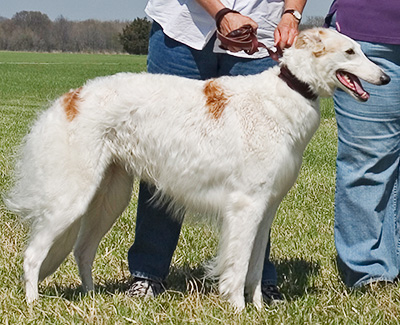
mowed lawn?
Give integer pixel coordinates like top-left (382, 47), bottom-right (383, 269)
top-left (0, 51), bottom-right (399, 324)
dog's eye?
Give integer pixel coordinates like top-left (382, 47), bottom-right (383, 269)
top-left (345, 49), bottom-right (355, 55)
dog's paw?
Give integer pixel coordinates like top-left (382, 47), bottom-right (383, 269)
top-left (25, 290), bottom-right (39, 304)
top-left (227, 294), bottom-right (246, 311)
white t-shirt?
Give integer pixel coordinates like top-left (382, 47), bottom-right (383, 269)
top-left (145, 0), bottom-right (285, 58)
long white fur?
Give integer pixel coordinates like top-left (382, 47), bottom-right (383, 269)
top-left (5, 28), bottom-right (389, 310)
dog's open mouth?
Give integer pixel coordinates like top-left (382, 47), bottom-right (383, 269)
top-left (336, 70), bottom-right (370, 101)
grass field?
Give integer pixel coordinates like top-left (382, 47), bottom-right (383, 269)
top-left (1, 51), bottom-right (399, 324)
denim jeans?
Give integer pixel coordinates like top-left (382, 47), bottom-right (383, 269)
top-left (128, 22), bottom-right (278, 286)
top-left (333, 41), bottom-right (400, 287)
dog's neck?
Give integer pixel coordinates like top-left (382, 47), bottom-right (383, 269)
top-left (278, 65), bottom-right (318, 101)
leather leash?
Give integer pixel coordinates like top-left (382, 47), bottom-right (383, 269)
top-left (217, 25), bottom-right (318, 101)
top-left (217, 24), bottom-right (280, 58)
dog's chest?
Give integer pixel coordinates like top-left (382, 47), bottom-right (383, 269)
top-left (237, 99), bottom-right (319, 153)
top-left (235, 99), bottom-right (319, 190)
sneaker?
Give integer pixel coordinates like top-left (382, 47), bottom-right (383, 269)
top-left (262, 284), bottom-right (284, 305)
top-left (126, 277), bottom-right (165, 298)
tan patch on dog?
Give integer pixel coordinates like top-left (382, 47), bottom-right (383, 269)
top-left (294, 34), bottom-right (308, 49)
top-left (295, 29), bottom-right (327, 57)
top-left (204, 80), bottom-right (229, 119)
top-left (62, 87), bottom-right (82, 121)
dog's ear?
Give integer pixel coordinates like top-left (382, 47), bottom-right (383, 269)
top-left (295, 28), bottom-right (326, 57)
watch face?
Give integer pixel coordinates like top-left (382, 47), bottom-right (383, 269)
top-left (284, 9), bottom-right (302, 21)
top-left (293, 11), bottom-right (302, 20)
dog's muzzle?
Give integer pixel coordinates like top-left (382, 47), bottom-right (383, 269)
top-left (336, 69), bottom-right (391, 102)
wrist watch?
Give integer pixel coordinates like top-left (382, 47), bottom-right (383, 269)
top-left (283, 9), bottom-right (302, 22)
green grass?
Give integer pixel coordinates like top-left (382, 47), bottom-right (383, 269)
top-left (1, 51), bottom-right (399, 324)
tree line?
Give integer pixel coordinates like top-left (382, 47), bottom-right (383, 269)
top-left (0, 11), bottom-right (151, 54)
top-left (0, 11), bottom-right (324, 54)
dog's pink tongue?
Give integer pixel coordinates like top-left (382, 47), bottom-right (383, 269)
top-left (337, 71), bottom-right (370, 100)
top-left (354, 78), bottom-right (370, 100)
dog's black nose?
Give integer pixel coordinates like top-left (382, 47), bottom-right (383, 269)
top-left (380, 73), bottom-right (391, 85)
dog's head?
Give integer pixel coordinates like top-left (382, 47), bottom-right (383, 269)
top-left (280, 28), bottom-right (390, 100)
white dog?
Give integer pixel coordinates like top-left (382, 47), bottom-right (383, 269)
top-left (5, 28), bottom-right (390, 309)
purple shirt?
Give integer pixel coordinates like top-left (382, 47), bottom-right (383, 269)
top-left (326, 0), bottom-right (400, 45)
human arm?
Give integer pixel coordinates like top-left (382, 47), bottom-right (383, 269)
top-left (274, 0), bottom-right (307, 50)
top-left (195, 0), bottom-right (258, 35)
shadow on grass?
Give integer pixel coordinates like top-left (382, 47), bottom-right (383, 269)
top-left (42, 258), bottom-right (319, 302)
top-left (165, 258), bottom-right (320, 301)
top-left (40, 279), bottom-right (131, 302)
top-left (276, 258), bottom-right (320, 301)
top-left (167, 264), bottom-right (214, 295)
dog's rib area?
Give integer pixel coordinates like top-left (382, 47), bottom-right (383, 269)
top-left (203, 80), bottom-right (228, 119)
top-left (62, 87), bottom-right (82, 121)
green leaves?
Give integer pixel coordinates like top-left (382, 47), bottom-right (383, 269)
top-left (119, 18), bottom-right (151, 55)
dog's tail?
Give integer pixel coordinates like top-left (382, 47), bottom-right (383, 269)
top-left (5, 105), bottom-right (68, 219)
top-left (5, 95), bottom-right (110, 222)
top-left (4, 94), bottom-right (115, 297)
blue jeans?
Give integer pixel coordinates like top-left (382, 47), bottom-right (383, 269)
top-left (128, 22), bottom-right (278, 286)
top-left (334, 41), bottom-right (400, 287)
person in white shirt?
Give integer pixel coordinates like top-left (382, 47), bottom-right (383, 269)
top-left (126, 0), bottom-right (307, 304)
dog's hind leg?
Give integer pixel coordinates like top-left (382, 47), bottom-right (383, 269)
top-left (23, 164), bottom-right (112, 302)
top-left (24, 227), bottom-right (73, 303)
top-left (73, 163), bottom-right (133, 292)
top-left (212, 192), bottom-right (267, 310)
top-left (24, 209), bottom-right (89, 303)
top-left (243, 205), bottom-right (277, 309)
top-left (38, 219), bottom-right (81, 281)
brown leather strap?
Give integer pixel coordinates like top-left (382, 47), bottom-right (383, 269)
top-left (279, 65), bottom-right (318, 100)
top-left (217, 24), bottom-right (280, 57)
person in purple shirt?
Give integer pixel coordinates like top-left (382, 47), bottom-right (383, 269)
top-left (325, 0), bottom-right (400, 288)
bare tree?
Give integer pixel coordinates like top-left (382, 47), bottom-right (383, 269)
top-left (300, 16), bottom-right (326, 30)
top-left (11, 11), bottom-right (53, 51)
top-left (52, 16), bottom-right (73, 52)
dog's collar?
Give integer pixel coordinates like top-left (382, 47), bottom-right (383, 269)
top-left (278, 65), bottom-right (318, 101)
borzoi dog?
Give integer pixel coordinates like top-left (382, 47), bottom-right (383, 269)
top-left (5, 28), bottom-right (390, 310)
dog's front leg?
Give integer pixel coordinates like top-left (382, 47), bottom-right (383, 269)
top-left (213, 192), bottom-right (267, 310)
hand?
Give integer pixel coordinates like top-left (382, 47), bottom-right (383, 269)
top-left (219, 12), bottom-right (258, 36)
top-left (217, 12), bottom-right (258, 52)
top-left (274, 13), bottom-right (300, 51)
